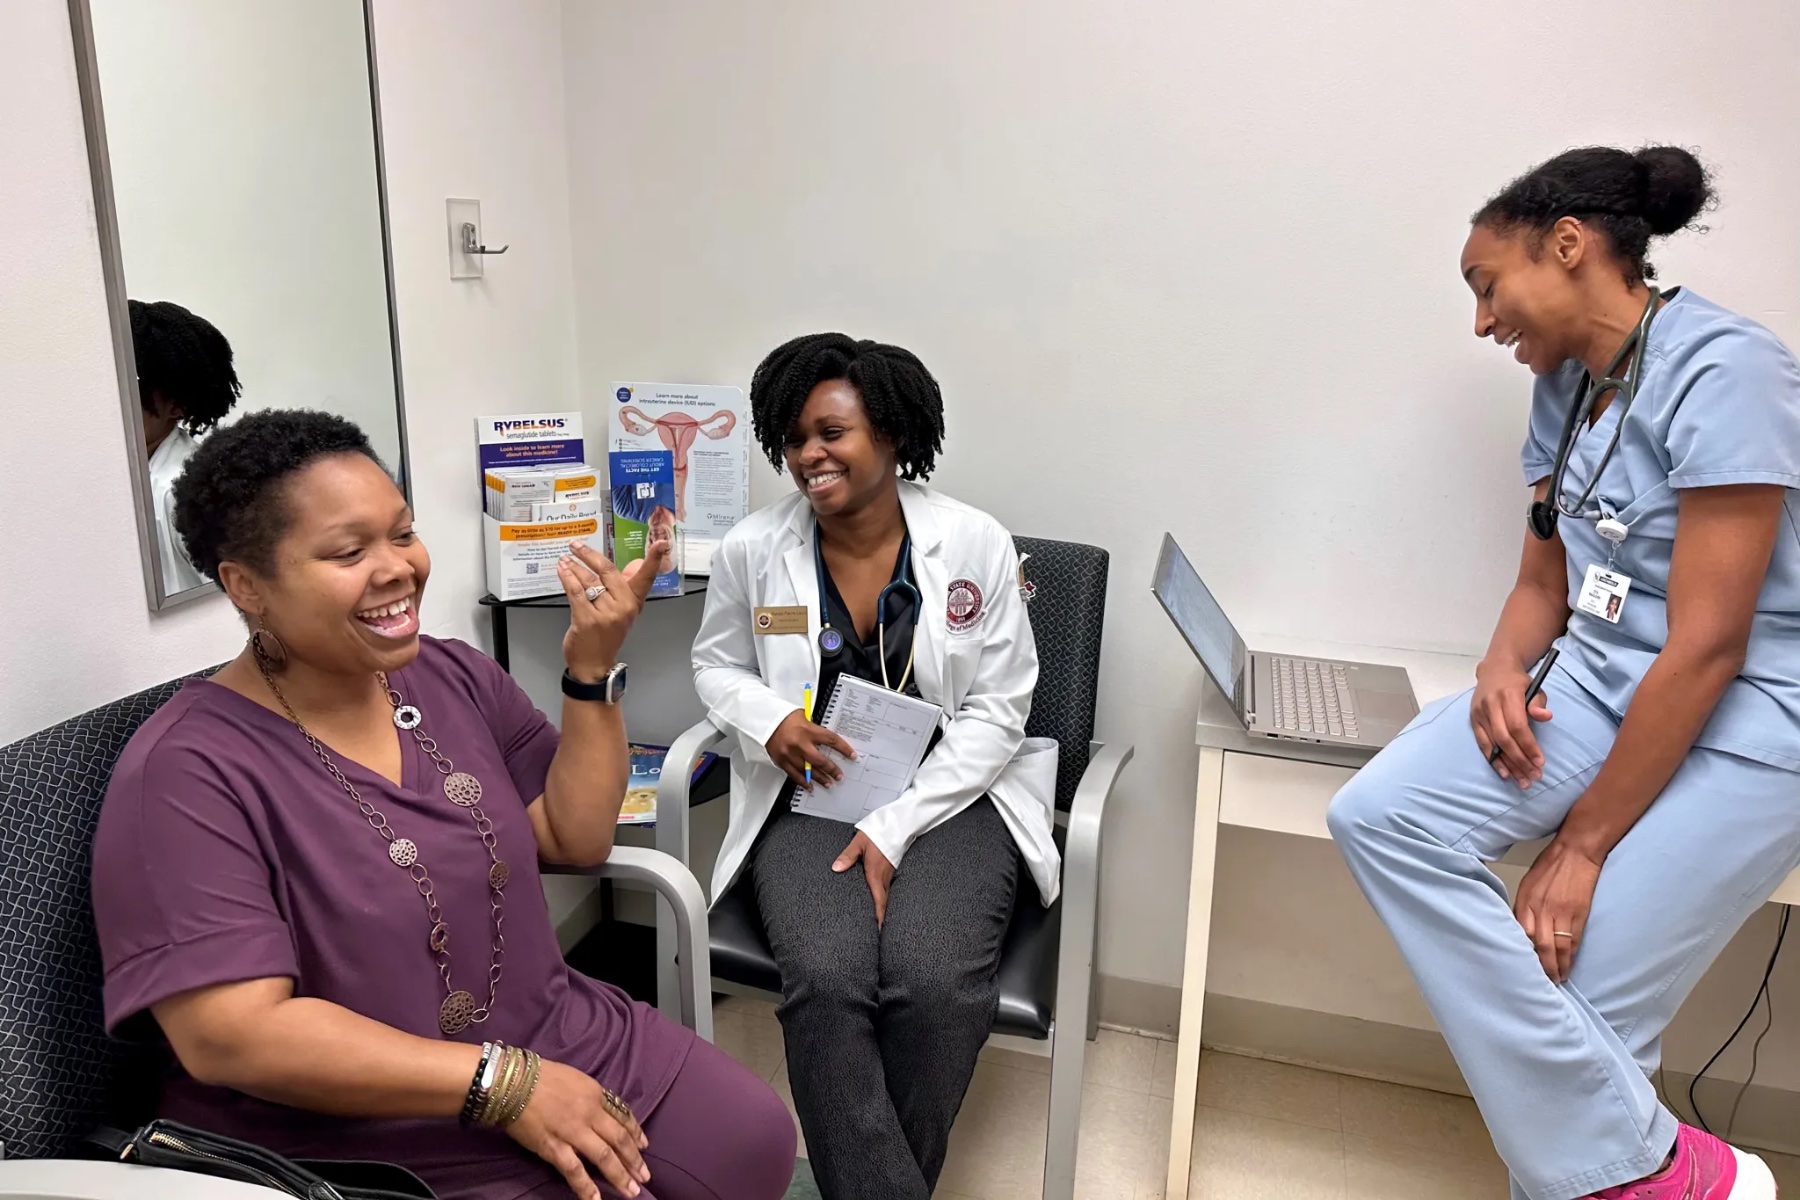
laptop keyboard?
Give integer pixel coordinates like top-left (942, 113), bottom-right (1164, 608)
top-left (1270, 657), bottom-right (1361, 739)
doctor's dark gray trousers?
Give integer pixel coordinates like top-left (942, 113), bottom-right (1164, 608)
top-left (1328, 666), bottom-right (1800, 1200)
top-left (750, 798), bottom-right (1020, 1200)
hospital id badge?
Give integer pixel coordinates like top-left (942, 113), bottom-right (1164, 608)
top-left (1577, 564), bottom-right (1632, 624)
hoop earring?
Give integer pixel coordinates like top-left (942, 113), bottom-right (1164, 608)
top-left (250, 619), bottom-right (288, 671)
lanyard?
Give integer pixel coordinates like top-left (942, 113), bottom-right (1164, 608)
top-left (815, 527), bottom-right (920, 693)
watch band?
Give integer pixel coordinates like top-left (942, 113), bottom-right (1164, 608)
top-left (561, 664), bottom-right (624, 704)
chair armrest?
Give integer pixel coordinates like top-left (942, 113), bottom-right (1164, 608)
top-left (648, 719), bottom-right (728, 1025)
top-left (0, 1161), bottom-right (275, 1199)
top-left (1048, 741), bottom-right (1132, 1104)
top-left (1057, 742), bottom-right (1134, 999)
top-left (546, 847), bottom-right (713, 1042)
top-left (654, 718), bottom-right (728, 870)
top-left (1063, 741), bottom-right (1133, 890)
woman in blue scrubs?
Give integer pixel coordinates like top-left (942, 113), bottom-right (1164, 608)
top-left (1329, 145), bottom-right (1800, 1200)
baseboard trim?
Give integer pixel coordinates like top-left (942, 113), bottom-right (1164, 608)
top-left (1096, 972), bottom-right (1183, 1036)
top-left (1198, 992), bottom-right (1470, 1095)
top-left (1098, 982), bottom-right (1800, 1159)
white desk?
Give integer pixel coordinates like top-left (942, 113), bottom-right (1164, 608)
top-left (1163, 638), bottom-right (1800, 1200)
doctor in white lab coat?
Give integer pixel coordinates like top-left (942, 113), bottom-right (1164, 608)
top-left (692, 333), bottom-right (1058, 1200)
top-left (130, 299), bottom-right (242, 594)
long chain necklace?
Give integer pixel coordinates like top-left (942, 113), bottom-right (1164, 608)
top-left (254, 653), bottom-right (507, 1037)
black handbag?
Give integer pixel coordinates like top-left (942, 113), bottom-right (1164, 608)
top-left (85, 1120), bottom-right (438, 1200)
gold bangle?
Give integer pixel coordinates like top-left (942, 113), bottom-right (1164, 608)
top-left (495, 1048), bottom-right (530, 1127)
top-left (499, 1050), bottom-right (541, 1126)
top-left (500, 1046), bottom-right (528, 1124)
top-left (491, 1047), bottom-right (522, 1127)
top-left (482, 1046), bottom-right (521, 1127)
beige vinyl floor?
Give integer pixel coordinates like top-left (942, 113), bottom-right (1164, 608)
top-left (712, 996), bottom-right (1800, 1200)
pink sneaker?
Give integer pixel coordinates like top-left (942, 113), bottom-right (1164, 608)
top-left (1588, 1125), bottom-right (1778, 1199)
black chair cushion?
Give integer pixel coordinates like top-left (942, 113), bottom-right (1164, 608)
top-left (707, 874), bottom-right (783, 997)
top-left (990, 866), bottom-right (1059, 1039)
top-left (709, 846), bottom-right (1061, 1041)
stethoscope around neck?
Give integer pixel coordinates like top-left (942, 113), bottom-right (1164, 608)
top-left (1528, 287), bottom-right (1662, 542)
top-left (815, 526), bottom-right (921, 693)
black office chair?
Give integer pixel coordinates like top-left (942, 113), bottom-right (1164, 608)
top-left (0, 675), bottom-right (715, 1198)
top-left (655, 536), bottom-right (1132, 1200)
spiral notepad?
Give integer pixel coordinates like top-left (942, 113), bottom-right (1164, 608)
top-left (792, 676), bottom-right (943, 824)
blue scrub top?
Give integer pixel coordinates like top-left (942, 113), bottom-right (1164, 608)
top-left (1521, 288), bottom-right (1800, 770)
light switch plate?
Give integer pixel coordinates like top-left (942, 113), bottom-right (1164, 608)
top-left (447, 198), bottom-right (483, 280)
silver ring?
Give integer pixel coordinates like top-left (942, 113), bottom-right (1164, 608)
top-left (1552, 931), bottom-right (1575, 939)
top-left (584, 584), bottom-right (606, 603)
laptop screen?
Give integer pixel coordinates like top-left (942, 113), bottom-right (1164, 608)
top-left (1151, 533), bottom-right (1247, 703)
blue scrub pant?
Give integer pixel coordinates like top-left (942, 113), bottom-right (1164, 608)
top-left (1328, 665), bottom-right (1800, 1200)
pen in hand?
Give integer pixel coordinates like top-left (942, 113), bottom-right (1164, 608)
top-left (803, 684), bottom-right (814, 788)
top-left (1488, 647), bottom-right (1559, 764)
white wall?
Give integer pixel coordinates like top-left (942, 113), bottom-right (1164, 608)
top-left (559, 0), bottom-right (1800, 1085)
top-left (367, 0), bottom-right (596, 925)
top-left (368, 0), bottom-right (581, 652)
top-left (0, 0), bottom-right (245, 746)
top-left (88, 0), bottom-right (403, 469)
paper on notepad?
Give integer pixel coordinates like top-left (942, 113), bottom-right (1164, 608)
top-left (793, 675), bottom-right (942, 823)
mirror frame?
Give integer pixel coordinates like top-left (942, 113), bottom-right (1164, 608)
top-left (67, 0), bottom-right (412, 611)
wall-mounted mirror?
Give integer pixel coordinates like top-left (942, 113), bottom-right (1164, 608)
top-left (70, 0), bottom-right (408, 610)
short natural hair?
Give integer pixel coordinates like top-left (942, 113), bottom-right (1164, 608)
top-left (172, 409), bottom-right (384, 582)
top-left (749, 333), bottom-right (946, 480)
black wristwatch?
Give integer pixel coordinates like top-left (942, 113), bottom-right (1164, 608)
top-left (562, 663), bottom-right (628, 704)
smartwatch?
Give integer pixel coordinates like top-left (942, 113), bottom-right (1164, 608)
top-left (562, 663), bottom-right (628, 704)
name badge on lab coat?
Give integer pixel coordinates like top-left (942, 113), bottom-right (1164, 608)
top-left (1577, 565), bottom-right (1632, 624)
top-left (754, 606), bottom-right (809, 635)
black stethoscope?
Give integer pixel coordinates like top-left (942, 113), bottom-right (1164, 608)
top-left (1528, 287), bottom-right (1662, 542)
top-left (815, 526), bottom-right (920, 693)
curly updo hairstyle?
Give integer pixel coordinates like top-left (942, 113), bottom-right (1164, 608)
top-left (1474, 145), bottom-right (1714, 286)
top-left (172, 409), bottom-right (385, 584)
top-left (749, 333), bottom-right (946, 481)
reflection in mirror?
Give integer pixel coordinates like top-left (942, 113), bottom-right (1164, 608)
top-left (132, 299), bottom-right (242, 594)
top-left (72, 0), bottom-right (406, 609)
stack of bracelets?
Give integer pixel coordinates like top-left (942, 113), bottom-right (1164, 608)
top-left (459, 1042), bottom-right (543, 1128)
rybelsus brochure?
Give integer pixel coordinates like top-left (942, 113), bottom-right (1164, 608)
top-left (476, 412), bottom-right (598, 600)
top-left (607, 383), bottom-right (747, 576)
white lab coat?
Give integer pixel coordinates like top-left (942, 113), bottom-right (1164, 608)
top-left (693, 481), bottom-right (1063, 907)
top-left (148, 427), bottom-right (206, 594)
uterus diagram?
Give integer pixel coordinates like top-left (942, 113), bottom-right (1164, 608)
top-left (617, 406), bottom-right (738, 522)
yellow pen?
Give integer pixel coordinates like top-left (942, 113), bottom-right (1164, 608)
top-left (802, 684), bottom-right (814, 787)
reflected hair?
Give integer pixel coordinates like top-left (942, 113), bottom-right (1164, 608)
top-left (749, 333), bottom-right (946, 480)
top-left (128, 299), bottom-right (242, 434)
top-left (173, 408), bottom-right (385, 583)
top-left (1474, 146), bottom-right (1714, 287)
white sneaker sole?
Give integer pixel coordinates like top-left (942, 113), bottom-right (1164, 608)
top-left (1731, 1146), bottom-right (1779, 1199)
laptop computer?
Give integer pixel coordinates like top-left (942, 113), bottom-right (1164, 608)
top-left (1151, 533), bottom-right (1420, 749)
